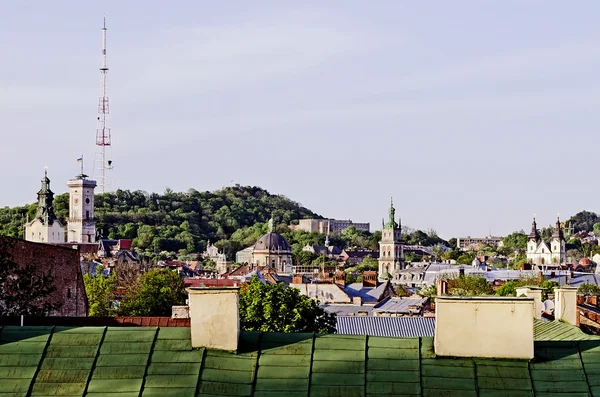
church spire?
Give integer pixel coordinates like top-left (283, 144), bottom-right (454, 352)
top-left (36, 167), bottom-right (57, 224)
top-left (528, 215), bottom-right (540, 242)
top-left (385, 197), bottom-right (397, 229)
top-left (552, 214), bottom-right (564, 241)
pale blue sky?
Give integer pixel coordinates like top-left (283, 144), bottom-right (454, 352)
top-left (2, 1), bottom-right (599, 239)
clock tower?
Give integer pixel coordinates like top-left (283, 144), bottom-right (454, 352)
top-left (67, 173), bottom-right (97, 243)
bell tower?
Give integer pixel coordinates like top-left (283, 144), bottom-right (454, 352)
top-left (67, 164), bottom-right (97, 243)
top-left (378, 197), bottom-right (404, 279)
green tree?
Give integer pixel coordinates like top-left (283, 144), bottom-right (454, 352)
top-left (441, 274), bottom-right (494, 296)
top-left (502, 231), bottom-right (527, 250)
top-left (568, 211), bottom-right (599, 233)
top-left (456, 252), bottom-right (476, 265)
top-left (118, 268), bottom-right (187, 316)
top-left (84, 265), bottom-right (116, 316)
top-left (395, 284), bottom-right (411, 297)
top-left (496, 281), bottom-right (518, 297)
top-left (360, 257), bottom-right (379, 271)
top-left (0, 237), bottom-right (61, 316)
top-left (239, 276), bottom-right (336, 333)
top-left (579, 284), bottom-right (600, 296)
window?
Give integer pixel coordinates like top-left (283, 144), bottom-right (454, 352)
top-left (67, 288), bottom-right (71, 298)
top-left (86, 210), bottom-right (90, 220)
top-left (85, 197), bottom-right (90, 204)
top-left (542, 248), bottom-right (545, 253)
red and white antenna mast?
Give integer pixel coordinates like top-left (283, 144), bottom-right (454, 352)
top-left (94, 16), bottom-right (113, 193)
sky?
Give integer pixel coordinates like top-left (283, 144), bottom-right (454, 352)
top-left (2, 1), bottom-right (600, 240)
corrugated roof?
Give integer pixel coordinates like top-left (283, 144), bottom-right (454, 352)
top-left (336, 316), bottom-right (436, 337)
top-left (534, 318), bottom-right (600, 341)
top-left (4, 325), bottom-right (600, 395)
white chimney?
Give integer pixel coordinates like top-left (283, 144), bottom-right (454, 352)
top-left (435, 296), bottom-right (534, 359)
top-left (554, 286), bottom-right (578, 325)
top-left (515, 287), bottom-right (543, 319)
top-left (188, 287), bottom-right (240, 351)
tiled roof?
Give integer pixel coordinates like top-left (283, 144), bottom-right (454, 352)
top-left (4, 325), bottom-right (600, 396)
top-left (337, 316), bottom-right (436, 337)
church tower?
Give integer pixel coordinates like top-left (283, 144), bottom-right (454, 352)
top-left (25, 168), bottom-right (65, 244)
top-left (67, 171), bottom-right (97, 244)
top-left (526, 216), bottom-right (540, 256)
top-left (550, 216), bottom-right (566, 264)
top-left (378, 198), bottom-right (403, 279)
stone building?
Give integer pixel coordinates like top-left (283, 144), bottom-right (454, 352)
top-left (378, 198), bottom-right (404, 278)
top-left (526, 216), bottom-right (565, 267)
top-left (25, 169), bottom-right (65, 244)
top-left (67, 173), bottom-right (97, 243)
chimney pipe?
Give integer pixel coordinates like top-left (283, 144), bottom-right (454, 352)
top-left (188, 287), bottom-right (240, 351)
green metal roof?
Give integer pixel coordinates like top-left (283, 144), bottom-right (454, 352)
top-left (2, 325), bottom-right (600, 396)
top-left (534, 319), bottom-right (600, 341)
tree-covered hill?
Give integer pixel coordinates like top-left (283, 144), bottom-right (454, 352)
top-left (0, 185), bottom-right (321, 257)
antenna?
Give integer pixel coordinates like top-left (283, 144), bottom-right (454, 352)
top-left (94, 16), bottom-right (113, 193)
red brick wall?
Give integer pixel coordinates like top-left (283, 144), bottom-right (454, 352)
top-left (5, 238), bottom-right (88, 317)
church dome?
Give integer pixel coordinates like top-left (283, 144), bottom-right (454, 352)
top-left (579, 258), bottom-right (592, 266)
top-left (253, 232), bottom-right (292, 252)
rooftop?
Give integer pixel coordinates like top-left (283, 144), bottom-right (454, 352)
top-left (2, 325), bottom-right (600, 396)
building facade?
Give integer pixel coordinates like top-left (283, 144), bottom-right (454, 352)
top-left (25, 169), bottom-right (65, 244)
top-left (67, 175), bottom-right (97, 243)
top-left (526, 216), bottom-right (566, 266)
top-left (378, 198), bottom-right (404, 278)
top-left (295, 218), bottom-right (370, 234)
top-left (456, 236), bottom-right (503, 250)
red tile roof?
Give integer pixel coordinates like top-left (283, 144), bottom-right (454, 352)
top-left (184, 278), bottom-right (241, 288)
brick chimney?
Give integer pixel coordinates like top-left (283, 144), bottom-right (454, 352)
top-left (292, 274), bottom-right (304, 284)
top-left (363, 271), bottom-right (377, 288)
top-left (188, 287), bottom-right (240, 351)
top-left (334, 271), bottom-right (346, 287)
top-left (436, 279), bottom-right (448, 296)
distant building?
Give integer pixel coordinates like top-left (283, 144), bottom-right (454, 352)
top-left (456, 236), bottom-right (503, 250)
top-left (338, 249), bottom-right (379, 266)
top-left (234, 218), bottom-right (293, 273)
top-left (294, 218), bottom-right (370, 234)
top-left (25, 169), bottom-right (65, 244)
top-left (378, 198), bottom-right (404, 278)
top-left (235, 247), bottom-right (253, 264)
top-left (201, 240), bottom-right (220, 260)
top-left (526, 216), bottom-right (565, 267)
top-left (67, 173), bottom-right (97, 243)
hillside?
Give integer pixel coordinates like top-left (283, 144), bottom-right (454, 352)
top-left (0, 185), bottom-right (321, 257)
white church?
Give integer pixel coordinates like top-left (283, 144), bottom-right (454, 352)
top-left (526, 216), bottom-right (566, 267)
top-left (25, 169), bottom-right (97, 245)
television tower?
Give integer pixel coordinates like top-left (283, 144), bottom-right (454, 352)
top-left (94, 16), bottom-right (113, 193)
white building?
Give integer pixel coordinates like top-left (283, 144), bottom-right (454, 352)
top-left (67, 174), bottom-right (97, 243)
top-left (294, 218), bottom-right (370, 234)
top-left (526, 216), bottom-right (565, 267)
top-left (25, 169), bottom-right (65, 244)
